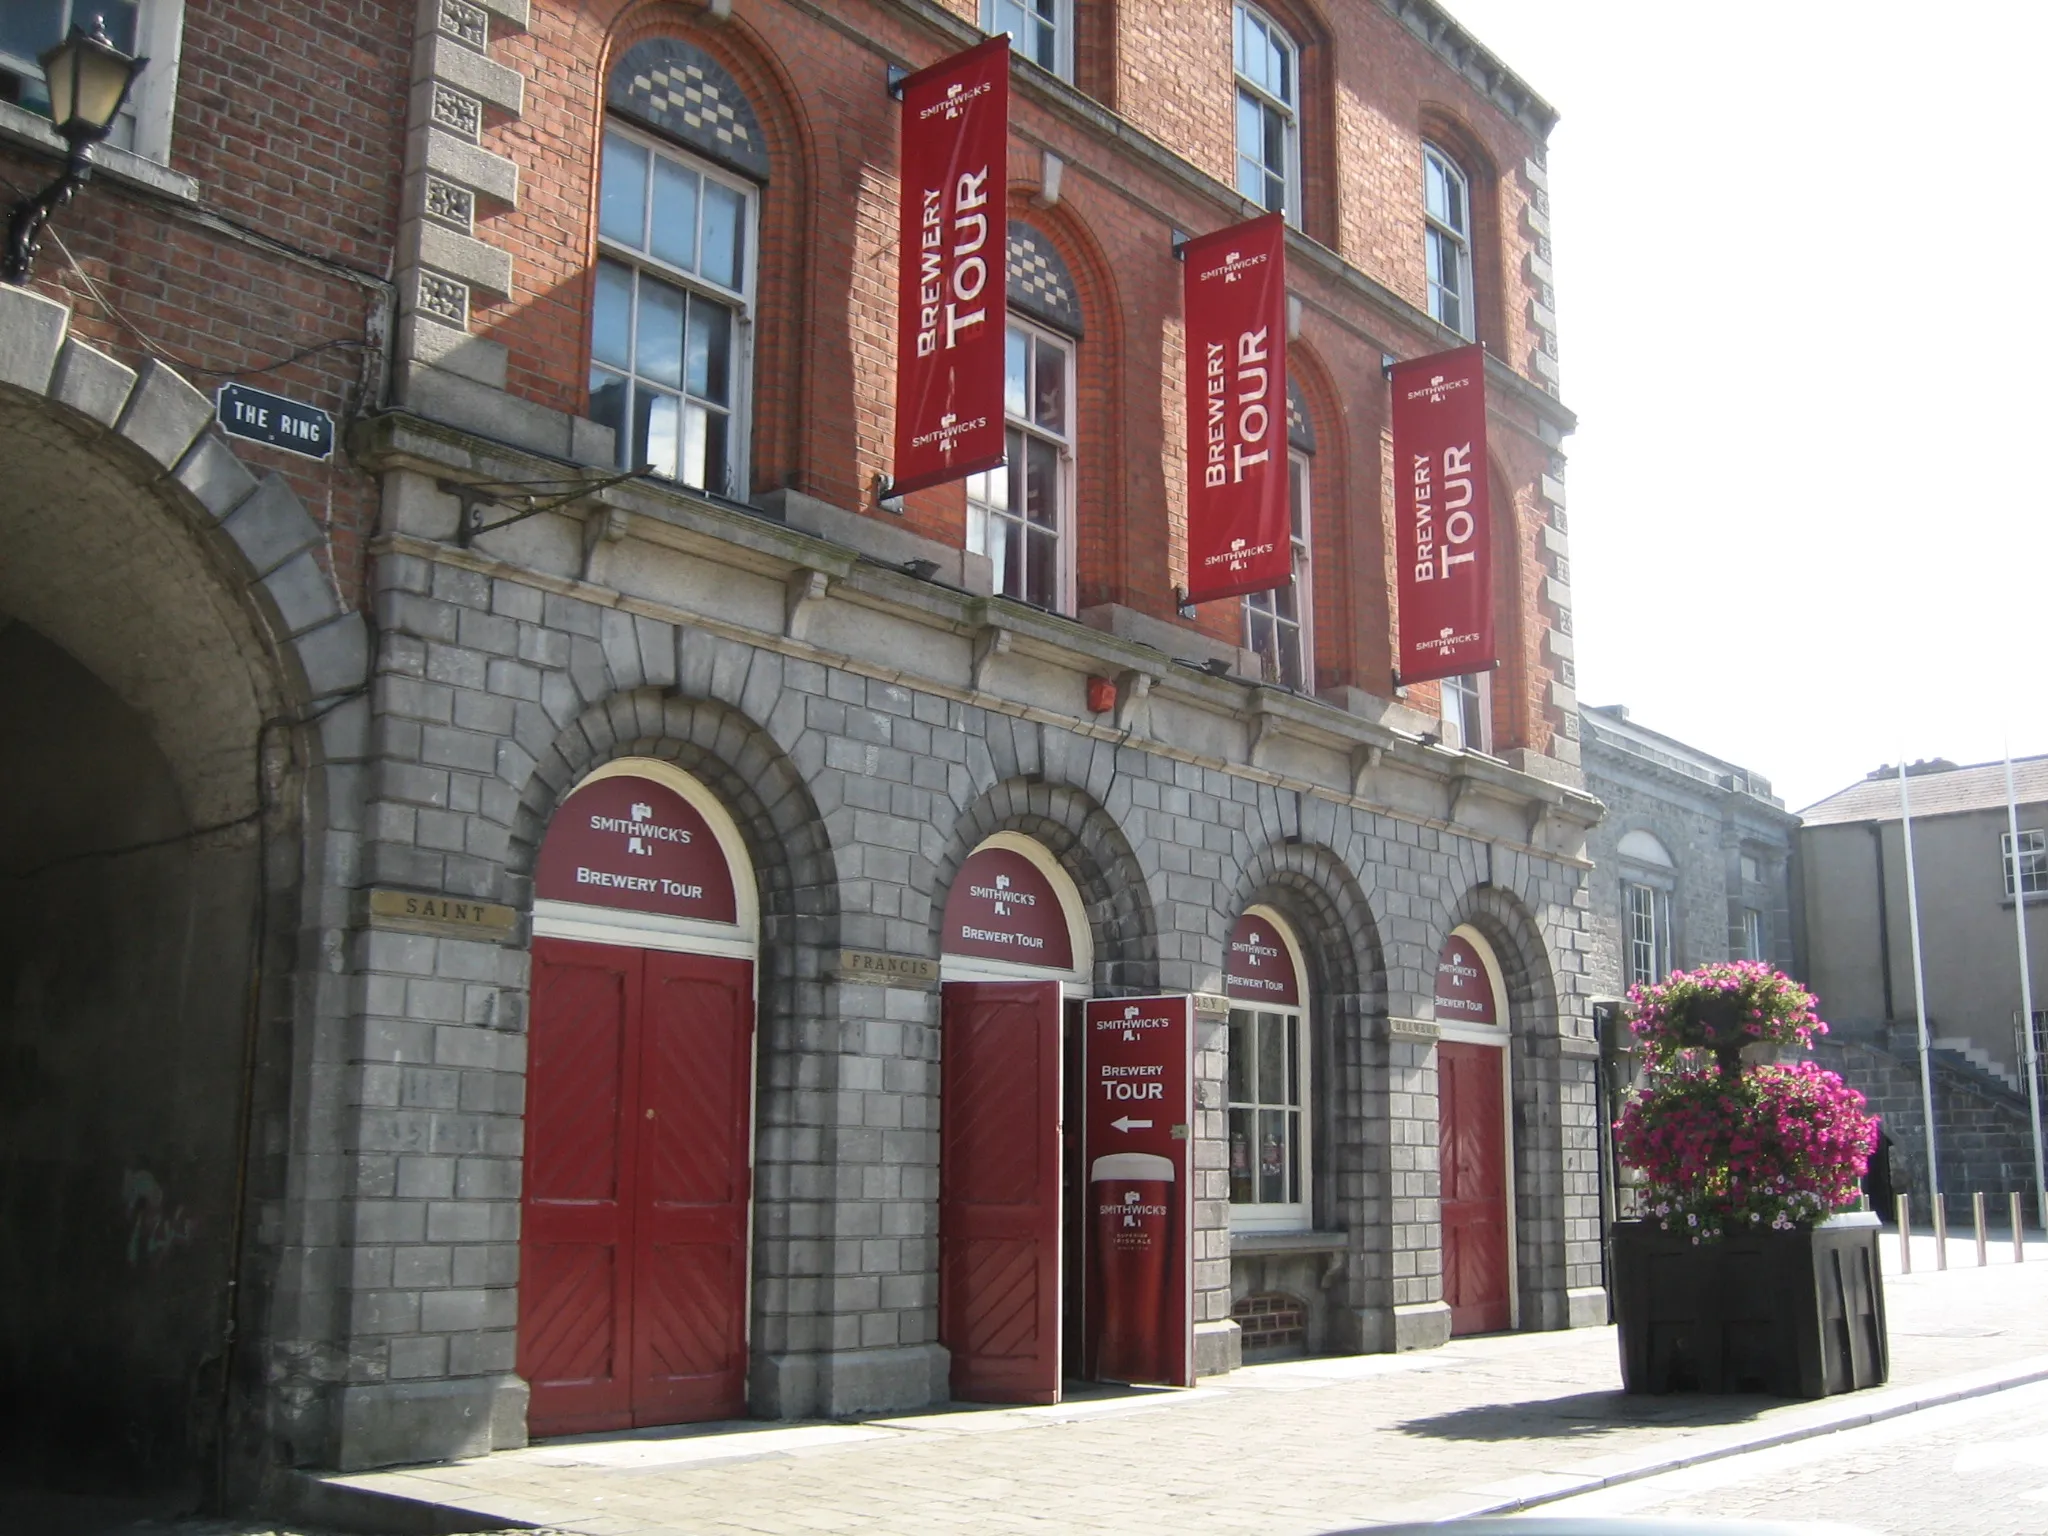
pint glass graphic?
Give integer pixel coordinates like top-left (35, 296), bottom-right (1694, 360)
top-left (1091, 1151), bottom-right (1176, 1382)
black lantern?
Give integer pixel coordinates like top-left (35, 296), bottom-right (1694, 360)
top-left (2, 20), bottom-right (149, 284)
top-left (40, 20), bottom-right (148, 144)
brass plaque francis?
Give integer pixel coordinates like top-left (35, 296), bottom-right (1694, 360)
top-left (366, 888), bottom-right (518, 939)
top-left (838, 949), bottom-right (939, 984)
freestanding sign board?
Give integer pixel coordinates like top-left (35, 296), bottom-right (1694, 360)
top-left (1082, 994), bottom-right (1194, 1387)
top-left (891, 35), bottom-right (1010, 498)
top-left (1181, 211), bottom-right (1291, 605)
top-left (1390, 343), bottom-right (1494, 686)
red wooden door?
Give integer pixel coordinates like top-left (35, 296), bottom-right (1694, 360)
top-left (521, 939), bottom-right (754, 1437)
top-left (634, 950), bottom-right (754, 1423)
top-left (1439, 1040), bottom-right (1511, 1335)
top-left (940, 980), bottom-right (1063, 1404)
top-left (521, 939), bottom-right (640, 1434)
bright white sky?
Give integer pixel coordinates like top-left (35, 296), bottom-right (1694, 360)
top-left (1442, 2), bottom-right (2048, 812)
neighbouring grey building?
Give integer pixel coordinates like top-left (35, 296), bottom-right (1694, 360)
top-left (1798, 760), bottom-right (2048, 1213)
top-left (1581, 705), bottom-right (1799, 1001)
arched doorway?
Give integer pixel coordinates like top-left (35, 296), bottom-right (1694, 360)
top-left (936, 833), bottom-right (1091, 1404)
top-left (519, 759), bottom-right (759, 1436)
top-left (1435, 926), bottom-right (1514, 1335)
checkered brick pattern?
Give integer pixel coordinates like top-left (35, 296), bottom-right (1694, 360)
top-left (608, 39), bottom-right (770, 182)
top-left (1007, 220), bottom-right (1083, 337)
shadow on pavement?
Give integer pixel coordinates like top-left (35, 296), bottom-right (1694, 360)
top-left (1393, 1387), bottom-right (1784, 1441)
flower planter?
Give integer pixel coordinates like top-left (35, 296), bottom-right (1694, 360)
top-left (1611, 1210), bottom-right (1888, 1398)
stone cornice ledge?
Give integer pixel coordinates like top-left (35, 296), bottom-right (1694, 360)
top-left (356, 412), bottom-right (1596, 867)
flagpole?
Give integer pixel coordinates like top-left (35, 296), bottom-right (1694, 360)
top-left (1899, 760), bottom-right (1941, 1225)
top-left (2006, 748), bottom-right (2048, 1237)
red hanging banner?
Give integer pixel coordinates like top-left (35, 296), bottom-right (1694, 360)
top-left (1181, 211), bottom-right (1290, 605)
top-left (1391, 344), bottom-right (1494, 686)
top-left (891, 36), bottom-right (1010, 498)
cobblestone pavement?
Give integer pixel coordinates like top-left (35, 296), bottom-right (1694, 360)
top-left (33, 1232), bottom-right (2045, 1534)
top-left (310, 1233), bottom-right (2048, 1536)
top-left (1536, 1375), bottom-right (2048, 1533)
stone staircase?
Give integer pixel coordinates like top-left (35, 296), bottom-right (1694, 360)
top-left (1812, 1031), bottom-right (2044, 1224)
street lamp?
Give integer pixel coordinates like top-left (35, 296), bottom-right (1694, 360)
top-left (3, 20), bottom-right (148, 285)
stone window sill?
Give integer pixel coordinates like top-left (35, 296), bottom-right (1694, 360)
top-left (0, 99), bottom-right (200, 205)
top-left (1230, 1229), bottom-right (1348, 1257)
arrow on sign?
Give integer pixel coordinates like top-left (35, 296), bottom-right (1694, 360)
top-left (1111, 1116), bottom-right (1153, 1133)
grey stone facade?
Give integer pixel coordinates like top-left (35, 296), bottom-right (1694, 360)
top-left (1580, 704), bottom-right (1799, 1001)
top-left (251, 412), bottom-right (1613, 1470)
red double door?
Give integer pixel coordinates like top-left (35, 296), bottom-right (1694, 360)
top-left (1439, 1040), bottom-right (1512, 1335)
top-left (939, 980), bottom-right (1065, 1404)
top-left (519, 938), bottom-right (755, 1437)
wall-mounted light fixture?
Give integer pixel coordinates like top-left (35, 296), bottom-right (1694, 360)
top-left (3, 21), bottom-right (148, 285)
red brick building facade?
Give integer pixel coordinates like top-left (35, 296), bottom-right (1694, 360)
top-left (0, 0), bottom-right (1600, 1503)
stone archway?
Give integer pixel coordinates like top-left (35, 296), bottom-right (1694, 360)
top-left (0, 285), bottom-right (368, 1499)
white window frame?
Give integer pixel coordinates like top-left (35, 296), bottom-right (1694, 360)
top-left (967, 313), bottom-right (1076, 615)
top-left (1625, 881), bottom-right (1671, 989)
top-left (1441, 671), bottom-right (1490, 755)
top-left (2003, 829), bottom-right (2048, 897)
top-left (0, 0), bottom-right (185, 163)
top-left (982, 0), bottom-right (1073, 80)
top-left (591, 119), bottom-right (758, 500)
top-left (1227, 907), bottom-right (1312, 1234)
top-left (1741, 907), bottom-right (1765, 962)
top-left (1233, 1), bottom-right (1301, 224)
top-left (1423, 142), bottom-right (1474, 339)
top-left (1243, 448), bottom-right (1313, 691)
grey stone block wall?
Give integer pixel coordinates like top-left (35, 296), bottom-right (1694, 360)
top-left (1581, 711), bottom-right (1799, 999)
top-left (314, 526), bottom-right (1605, 1462)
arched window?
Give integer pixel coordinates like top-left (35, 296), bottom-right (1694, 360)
top-left (1234, 2), bottom-right (1300, 222)
top-left (591, 40), bottom-right (769, 498)
top-left (1225, 907), bottom-right (1311, 1232)
top-left (1244, 377), bottom-right (1315, 690)
top-left (1423, 143), bottom-right (1473, 338)
top-left (968, 222), bottom-right (1082, 613)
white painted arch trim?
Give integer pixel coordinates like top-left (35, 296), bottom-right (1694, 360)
top-left (938, 829), bottom-right (1094, 990)
top-left (532, 756), bottom-right (759, 955)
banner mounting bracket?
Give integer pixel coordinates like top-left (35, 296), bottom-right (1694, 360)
top-left (1174, 586), bottom-right (1197, 619)
top-left (886, 63), bottom-right (909, 99)
top-left (1170, 229), bottom-right (1189, 262)
top-left (1381, 353), bottom-right (1398, 379)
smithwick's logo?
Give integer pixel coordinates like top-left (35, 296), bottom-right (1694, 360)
top-left (909, 412), bottom-right (988, 452)
top-left (1421, 625), bottom-right (1481, 654)
top-left (1199, 247), bottom-right (1269, 285)
top-left (588, 799), bottom-right (694, 857)
top-left (920, 78), bottom-right (993, 121)
top-left (1405, 371), bottom-right (1471, 404)
top-left (966, 871), bottom-right (1036, 918)
top-left (1099, 1187), bottom-right (1169, 1226)
top-left (1205, 534), bottom-right (1276, 572)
